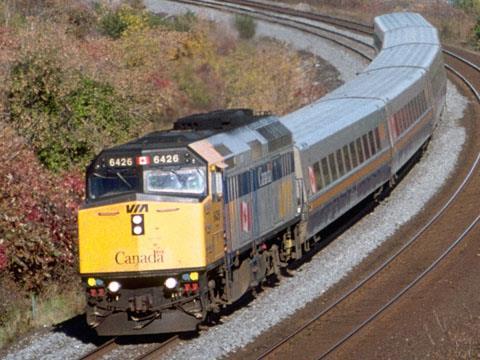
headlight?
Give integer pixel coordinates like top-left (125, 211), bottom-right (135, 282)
top-left (164, 277), bottom-right (178, 289)
top-left (107, 281), bottom-right (121, 293)
top-left (132, 215), bottom-right (143, 225)
top-left (131, 214), bottom-right (144, 236)
top-left (133, 226), bottom-right (144, 235)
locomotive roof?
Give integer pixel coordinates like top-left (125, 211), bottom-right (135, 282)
top-left (105, 129), bottom-right (216, 152)
top-left (190, 116), bottom-right (293, 172)
top-left (101, 109), bottom-right (266, 155)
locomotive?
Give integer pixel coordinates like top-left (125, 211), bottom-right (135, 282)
top-left (78, 12), bottom-right (446, 335)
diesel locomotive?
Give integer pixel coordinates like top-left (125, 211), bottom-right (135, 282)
top-left (78, 12), bottom-right (446, 335)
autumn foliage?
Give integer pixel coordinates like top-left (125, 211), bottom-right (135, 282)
top-left (0, 0), bottom-right (327, 338)
top-left (0, 127), bottom-right (84, 293)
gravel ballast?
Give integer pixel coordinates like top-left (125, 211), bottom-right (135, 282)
top-left (2, 2), bottom-right (469, 359)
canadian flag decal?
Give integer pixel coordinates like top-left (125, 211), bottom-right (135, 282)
top-left (241, 201), bottom-right (251, 233)
top-left (136, 156), bottom-right (150, 166)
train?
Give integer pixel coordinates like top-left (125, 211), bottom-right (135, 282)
top-left (78, 12), bottom-right (446, 335)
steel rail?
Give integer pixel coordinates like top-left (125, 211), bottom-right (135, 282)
top-left (135, 335), bottom-right (180, 360)
top-left (443, 49), bottom-right (480, 72)
top-left (445, 63), bottom-right (480, 100)
top-left (219, 0), bottom-right (374, 35)
top-left (79, 337), bottom-right (118, 360)
top-left (177, 0), bottom-right (375, 46)
top-left (174, 0), bottom-right (375, 58)
top-left (257, 148), bottom-right (480, 359)
top-left (319, 214), bottom-right (480, 358)
top-left (79, 334), bottom-right (180, 360)
top-left (194, 0), bottom-right (480, 79)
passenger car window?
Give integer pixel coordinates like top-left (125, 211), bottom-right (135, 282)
top-left (321, 158), bottom-right (331, 186)
top-left (313, 162), bottom-right (322, 190)
top-left (349, 142), bottom-right (358, 168)
top-left (356, 138), bottom-right (364, 163)
top-left (374, 128), bottom-right (381, 150)
top-left (362, 134), bottom-right (371, 159)
top-left (368, 131), bottom-right (376, 155)
top-left (328, 153), bottom-right (338, 181)
top-left (336, 149), bottom-right (345, 176)
top-left (343, 145), bottom-right (352, 172)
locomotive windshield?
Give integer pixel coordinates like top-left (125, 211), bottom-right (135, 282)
top-left (86, 149), bottom-right (207, 200)
top-left (89, 168), bottom-right (140, 200)
top-left (144, 167), bottom-right (206, 196)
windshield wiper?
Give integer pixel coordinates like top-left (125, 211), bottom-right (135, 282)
top-left (92, 172), bottom-right (108, 179)
top-left (116, 171), bottom-right (133, 189)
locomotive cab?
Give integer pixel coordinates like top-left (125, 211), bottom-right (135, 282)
top-left (78, 133), bottom-right (225, 335)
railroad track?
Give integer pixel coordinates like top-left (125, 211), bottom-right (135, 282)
top-left (78, 2), bottom-right (480, 359)
top-left (191, 1), bottom-right (479, 358)
top-left (221, 0), bottom-right (373, 35)
top-left (79, 335), bottom-right (180, 360)
top-left (135, 335), bottom-right (180, 360)
top-left (174, 0), bottom-right (376, 61)
top-left (79, 337), bottom-right (118, 360)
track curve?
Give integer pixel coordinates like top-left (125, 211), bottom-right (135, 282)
top-left (77, 2), bottom-right (480, 359)
top-left (194, 1), bottom-right (480, 359)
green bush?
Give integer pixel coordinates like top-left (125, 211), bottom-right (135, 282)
top-left (7, 53), bottom-right (134, 170)
top-left (39, 76), bottom-right (133, 170)
top-left (99, 10), bottom-right (128, 39)
top-left (171, 11), bottom-right (197, 32)
top-left (7, 52), bottom-right (63, 150)
top-left (62, 76), bottom-right (132, 164)
top-left (149, 11), bottom-right (197, 32)
top-left (175, 64), bottom-right (212, 109)
top-left (65, 3), bottom-right (97, 39)
top-left (452, 0), bottom-right (480, 15)
top-left (234, 14), bottom-right (256, 40)
top-left (475, 17), bottom-right (480, 44)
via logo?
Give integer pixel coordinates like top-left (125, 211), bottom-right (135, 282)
top-left (126, 204), bottom-right (149, 214)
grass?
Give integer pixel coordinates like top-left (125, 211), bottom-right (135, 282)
top-left (0, 284), bottom-right (84, 349)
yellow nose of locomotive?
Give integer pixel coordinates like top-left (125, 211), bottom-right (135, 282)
top-left (78, 200), bottom-right (208, 274)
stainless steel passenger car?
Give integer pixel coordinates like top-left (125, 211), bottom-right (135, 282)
top-left (280, 12), bottom-right (446, 241)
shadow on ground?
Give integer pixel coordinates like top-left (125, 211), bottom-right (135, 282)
top-left (53, 313), bottom-right (198, 346)
top-left (53, 314), bottom-right (107, 346)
